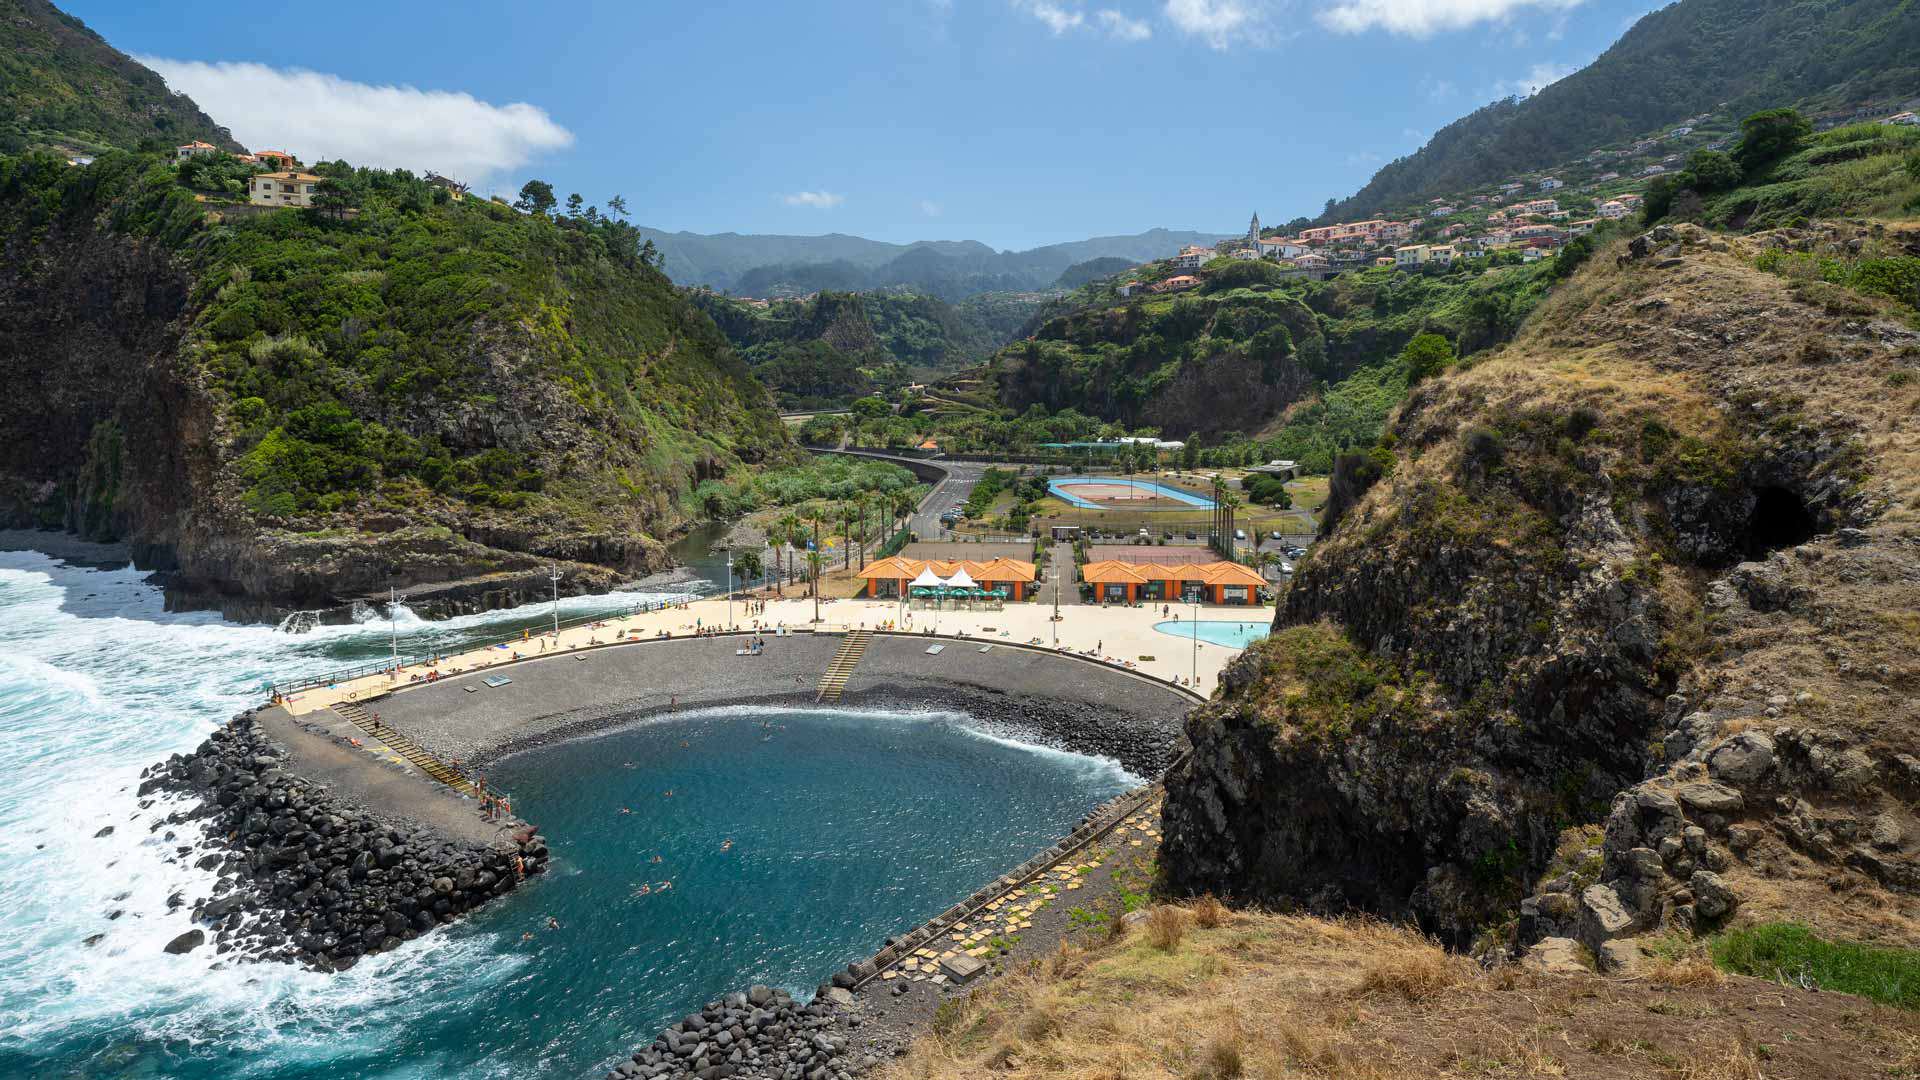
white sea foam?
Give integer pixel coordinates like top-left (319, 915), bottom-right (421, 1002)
top-left (0, 552), bottom-right (669, 1074)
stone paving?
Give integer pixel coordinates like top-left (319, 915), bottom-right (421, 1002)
top-left (280, 591), bottom-right (1266, 717)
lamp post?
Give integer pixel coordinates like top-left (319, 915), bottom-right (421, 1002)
top-left (548, 564), bottom-right (561, 638)
top-left (1190, 590), bottom-right (1200, 688)
top-left (725, 547), bottom-right (734, 630)
top-left (387, 583), bottom-right (399, 674)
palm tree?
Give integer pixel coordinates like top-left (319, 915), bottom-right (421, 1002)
top-left (839, 501), bottom-right (858, 570)
top-left (774, 512), bottom-right (801, 595)
top-left (856, 491), bottom-right (876, 569)
top-left (890, 490), bottom-right (916, 535)
top-left (1219, 491), bottom-right (1244, 561)
top-left (735, 547), bottom-right (764, 590)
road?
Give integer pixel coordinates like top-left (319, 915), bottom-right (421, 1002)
top-left (911, 462), bottom-right (984, 538)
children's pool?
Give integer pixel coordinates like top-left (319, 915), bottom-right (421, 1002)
top-left (1152, 620), bottom-right (1271, 648)
top-left (1048, 478), bottom-right (1216, 510)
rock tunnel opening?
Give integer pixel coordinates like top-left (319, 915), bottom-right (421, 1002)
top-left (1744, 485), bottom-right (1819, 560)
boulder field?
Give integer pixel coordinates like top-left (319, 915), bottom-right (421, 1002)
top-left (141, 714), bottom-right (548, 970)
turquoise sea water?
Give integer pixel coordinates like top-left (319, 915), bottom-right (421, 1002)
top-left (0, 551), bottom-right (1134, 1079)
top-left (1152, 619), bottom-right (1272, 648)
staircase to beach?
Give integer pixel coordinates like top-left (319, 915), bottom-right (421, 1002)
top-left (331, 701), bottom-right (477, 796)
top-left (815, 630), bottom-right (873, 704)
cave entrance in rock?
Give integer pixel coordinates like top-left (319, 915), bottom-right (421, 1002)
top-left (1744, 485), bottom-right (1818, 560)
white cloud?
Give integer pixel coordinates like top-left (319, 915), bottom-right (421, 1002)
top-left (138, 57), bottom-right (571, 186)
top-left (1317, 0), bottom-right (1587, 37)
top-left (1488, 61), bottom-right (1575, 99)
top-left (1163, 0), bottom-right (1270, 49)
top-left (781, 190), bottom-right (845, 209)
top-left (919, 199), bottom-right (944, 217)
top-left (1015, 0), bottom-right (1086, 33)
top-left (1096, 9), bottom-right (1154, 39)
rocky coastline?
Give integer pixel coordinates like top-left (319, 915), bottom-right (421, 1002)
top-left (140, 713), bottom-right (549, 971)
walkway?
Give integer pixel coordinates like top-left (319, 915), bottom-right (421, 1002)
top-left (276, 593), bottom-right (1260, 717)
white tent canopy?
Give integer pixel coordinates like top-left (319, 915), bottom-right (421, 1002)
top-left (910, 568), bottom-right (946, 589)
top-left (945, 569), bottom-right (976, 589)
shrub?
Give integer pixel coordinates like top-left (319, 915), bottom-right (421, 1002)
top-left (1400, 332), bottom-right (1456, 383)
top-left (1460, 424), bottom-right (1505, 471)
top-left (1145, 905), bottom-right (1188, 952)
top-left (1563, 405), bottom-right (1601, 442)
top-left (1353, 948), bottom-right (1466, 1002)
top-left (1190, 894), bottom-right (1228, 929)
top-left (1735, 107), bottom-right (1813, 173)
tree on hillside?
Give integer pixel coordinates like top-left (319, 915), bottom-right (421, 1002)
top-left (1685, 148), bottom-right (1743, 192)
top-left (310, 175), bottom-right (361, 221)
top-left (1401, 332), bottom-right (1457, 383)
top-left (607, 194), bottom-right (629, 219)
top-left (565, 192), bottom-right (584, 217)
top-left (1734, 107), bottom-right (1812, 172)
top-left (515, 179), bottom-right (557, 215)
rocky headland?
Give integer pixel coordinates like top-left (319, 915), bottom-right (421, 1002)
top-left (140, 713), bottom-right (548, 970)
top-left (1161, 221), bottom-right (1920, 962)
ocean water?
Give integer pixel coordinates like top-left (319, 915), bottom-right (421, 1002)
top-left (0, 551), bottom-right (1135, 1078)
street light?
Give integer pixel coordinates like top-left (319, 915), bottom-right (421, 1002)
top-left (548, 564), bottom-right (562, 638)
top-left (725, 546), bottom-right (734, 630)
top-left (387, 582), bottom-right (399, 674)
top-left (1190, 589), bottom-right (1200, 688)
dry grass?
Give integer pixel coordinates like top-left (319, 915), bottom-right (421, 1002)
top-left (1191, 893), bottom-right (1228, 929)
top-left (1352, 947), bottom-right (1471, 1002)
top-left (1145, 904), bottom-right (1189, 952)
top-left (877, 910), bottom-right (1920, 1080)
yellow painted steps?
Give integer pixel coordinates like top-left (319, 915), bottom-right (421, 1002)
top-left (815, 630), bottom-right (873, 703)
top-left (330, 701), bottom-right (477, 796)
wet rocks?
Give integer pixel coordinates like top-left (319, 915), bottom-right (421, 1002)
top-left (609, 985), bottom-right (853, 1080)
top-left (145, 713), bottom-right (548, 971)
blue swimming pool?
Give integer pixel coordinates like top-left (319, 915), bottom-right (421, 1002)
top-left (1048, 477), bottom-right (1217, 510)
top-left (1153, 620), bottom-right (1271, 648)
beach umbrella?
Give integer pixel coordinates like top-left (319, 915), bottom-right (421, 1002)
top-left (946, 568), bottom-right (976, 589)
top-left (910, 568), bottom-right (945, 589)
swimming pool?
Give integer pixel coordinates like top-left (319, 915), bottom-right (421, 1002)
top-left (1153, 620), bottom-right (1272, 648)
top-left (1048, 477), bottom-right (1217, 510)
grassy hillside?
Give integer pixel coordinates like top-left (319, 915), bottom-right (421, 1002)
top-left (0, 0), bottom-right (240, 155)
top-left (0, 149), bottom-right (788, 603)
top-left (690, 289), bottom-right (1039, 408)
top-left (1321, 0), bottom-right (1920, 222)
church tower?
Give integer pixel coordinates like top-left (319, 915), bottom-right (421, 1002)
top-left (1248, 211), bottom-right (1261, 244)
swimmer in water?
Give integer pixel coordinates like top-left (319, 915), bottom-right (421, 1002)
top-left (545, 916), bottom-right (561, 930)
top-left (651, 854), bottom-right (663, 864)
top-left (658, 881), bottom-right (673, 890)
top-left (619, 807), bottom-right (632, 815)
top-left (721, 839), bottom-right (733, 851)
top-left (636, 883), bottom-right (651, 896)
top-left (521, 931), bottom-right (535, 942)
top-left (663, 790), bottom-right (673, 797)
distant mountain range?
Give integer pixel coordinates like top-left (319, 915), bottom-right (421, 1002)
top-left (637, 226), bottom-right (1232, 300)
top-left (1319, 0), bottom-right (1920, 223)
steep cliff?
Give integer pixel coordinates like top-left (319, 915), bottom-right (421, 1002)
top-left (0, 152), bottom-right (789, 616)
top-left (1162, 221), bottom-right (1920, 953)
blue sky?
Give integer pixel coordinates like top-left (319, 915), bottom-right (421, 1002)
top-left (74, 0), bottom-right (1662, 250)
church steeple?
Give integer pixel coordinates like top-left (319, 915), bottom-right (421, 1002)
top-left (1248, 211), bottom-right (1261, 243)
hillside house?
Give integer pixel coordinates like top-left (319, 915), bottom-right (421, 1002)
top-left (1499, 182), bottom-right (1524, 193)
top-left (1158, 274), bottom-right (1201, 292)
top-left (1428, 205), bottom-right (1457, 218)
top-left (252, 149), bottom-right (298, 168)
top-left (1569, 219), bottom-right (1597, 237)
top-left (1598, 201), bottom-right (1629, 219)
top-left (1511, 198), bottom-right (1559, 216)
top-left (1885, 112), bottom-right (1920, 126)
top-left (1298, 219), bottom-right (1391, 245)
top-left (1230, 247), bottom-right (1260, 261)
top-left (1597, 171), bottom-right (1621, 182)
top-left (424, 173), bottom-right (466, 200)
top-left (1670, 125), bottom-right (1694, 136)
top-left (1116, 281), bottom-right (1142, 297)
top-left (1169, 245), bottom-right (1214, 270)
top-left (1547, 210), bottom-right (1570, 221)
top-left (1641, 164), bottom-right (1667, 176)
top-left (1374, 255), bottom-right (1395, 267)
top-left (1427, 245), bottom-right (1456, 266)
top-left (249, 171), bottom-right (324, 208)
top-left (1539, 177), bottom-right (1563, 191)
top-left (175, 141), bottom-right (219, 161)
top-left (1258, 237), bottom-right (1306, 258)
top-left (1394, 245), bottom-right (1428, 268)
top-left (1522, 247), bottom-right (1546, 262)
top-left (1293, 253), bottom-right (1330, 269)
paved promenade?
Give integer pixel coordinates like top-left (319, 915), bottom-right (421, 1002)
top-left (279, 593), bottom-right (1267, 717)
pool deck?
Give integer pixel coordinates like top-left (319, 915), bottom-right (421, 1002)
top-left (279, 594), bottom-right (1266, 719)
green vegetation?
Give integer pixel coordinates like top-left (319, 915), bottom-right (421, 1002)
top-left (691, 289), bottom-right (1033, 408)
top-left (1320, 0), bottom-right (1920, 220)
top-left (1651, 114), bottom-right (1920, 230)
top-left (1754, 248), bottom-right (1920, 312)
top-left (0, 148), bottom-right (785, 529)
top-left (689, 455), bottom-right (919, 520)
top-left (1712, 924), bottom-right (1920, 1009)
top-left (0, 0), bottom-right (239, 156)
top-left (1243, 623), bottom-right (1426, 743)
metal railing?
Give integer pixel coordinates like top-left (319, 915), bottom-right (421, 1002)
top-left (267, 596), bottom-right (696, 697)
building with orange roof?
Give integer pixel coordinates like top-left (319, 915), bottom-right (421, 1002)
top-left (249, 171), bottom-right (325, 208)
top-left (857, 556), bottom-right (1038, 601)
top-left (175, 141), bottom-right (219, 161)
top-left (1080, 559), bottom-right (1266, 605)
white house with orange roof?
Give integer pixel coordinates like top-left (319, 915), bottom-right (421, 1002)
top-left (250, 171), bottom-right (325, 208)
top-left (175, 141), bottom-right (220, 161)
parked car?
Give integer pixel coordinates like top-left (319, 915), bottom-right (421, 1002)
top-left (1286, 547), bottom-right (1307, 558)
top-left (1234, 529), bottom-right (1246, 541)
top-left (1185, 530), bottom-right (1197, 540)
top-left (1280, 562), bottom-right (1294, 574)
top-left (1269, 530), bottom-right (1283, 541)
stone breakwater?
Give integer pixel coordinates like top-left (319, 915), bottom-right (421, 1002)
top-left (610, 985), bottom-right (855, 1080)
top-left (140, 714), bottom-right (549, 971)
